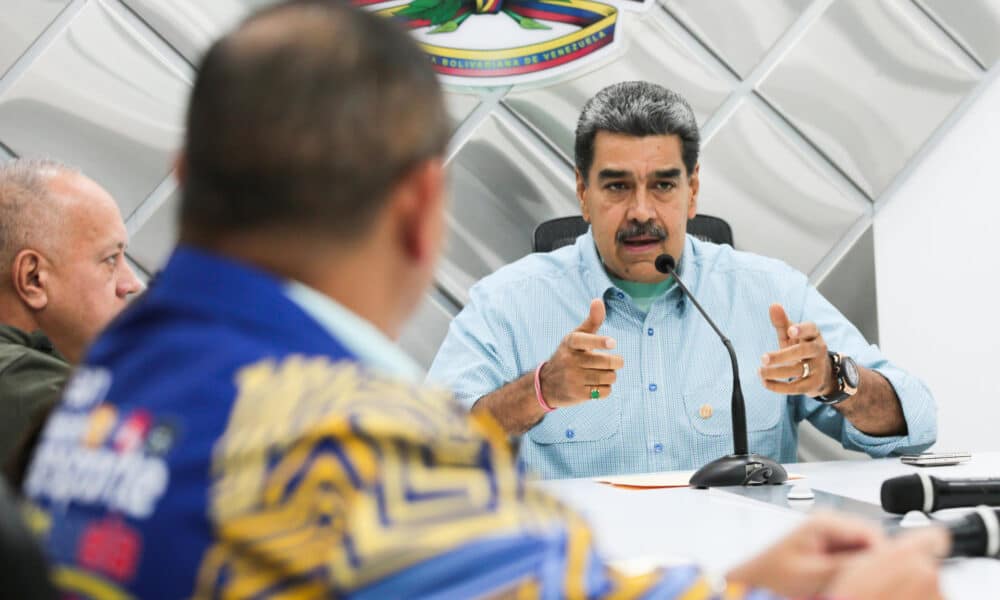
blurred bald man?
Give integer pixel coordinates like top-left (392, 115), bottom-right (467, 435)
top-left (0, 159), bottom-right (141, 463)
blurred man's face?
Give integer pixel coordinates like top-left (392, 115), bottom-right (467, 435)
top-left (40, 173), bottom-right (142, 361)
top-left (577, 131), bottom-right (698, 283)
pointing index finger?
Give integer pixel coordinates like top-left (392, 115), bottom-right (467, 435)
top-left (566, 331), bottom-right (616, 351)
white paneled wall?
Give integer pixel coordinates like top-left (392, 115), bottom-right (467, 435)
top-left (875, 67), bottom-right (1000, 454)
top-left (1, 0), bottom-right (999, 458)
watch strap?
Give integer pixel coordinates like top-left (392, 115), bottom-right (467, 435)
top-left (816, 351), bottom-right (850, 405)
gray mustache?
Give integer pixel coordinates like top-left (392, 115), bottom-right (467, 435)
top-left (616, 221), bottom-right (667, 243)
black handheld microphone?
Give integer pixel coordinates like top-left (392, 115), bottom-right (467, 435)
top-left (881, 473), bottom-right (1000, 514)
top-left (655, 253), bottom-right (786, 488)
top-left (941, 506), bottom-right (1000, 558)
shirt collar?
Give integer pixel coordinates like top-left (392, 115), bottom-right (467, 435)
top-left (284, 281), bottom-right (423, 383)
top-left (577, 228), bottom-right (696, 306)
top-left (0, 323), bottom-right (64, 359)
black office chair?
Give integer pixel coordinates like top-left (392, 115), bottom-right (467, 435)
top-left (532, 214), bottom-right (734, 253)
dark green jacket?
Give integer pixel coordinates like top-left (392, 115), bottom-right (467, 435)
top-left (0, 324), bottom-right (69, 465)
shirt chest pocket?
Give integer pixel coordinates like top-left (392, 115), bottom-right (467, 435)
top-left (527, 397), bottom-right (621, 444)
top-left (681, 385), bottom-right (782, 437)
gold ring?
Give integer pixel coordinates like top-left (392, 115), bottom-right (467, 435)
top-left (800, 361), bottom-right (811, 380)
top-left (590, 387), bottom-right (600, 399)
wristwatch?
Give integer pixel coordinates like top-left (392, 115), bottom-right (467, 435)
top-left (816, 351), bottom-right (859, 405)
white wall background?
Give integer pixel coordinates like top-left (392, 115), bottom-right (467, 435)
top-left (875, 67), bottom-right (1000, 454)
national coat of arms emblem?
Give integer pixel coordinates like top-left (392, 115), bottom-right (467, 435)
top-left (355, 0), bottom-right (648, 85)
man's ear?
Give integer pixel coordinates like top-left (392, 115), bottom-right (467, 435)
top-left (576, 169), bottom-right (590, 223)
top-left (173, 153), bottom-right (187, 186)
top-left (396, 158), bottom-right (446, 265)
top-left (687, 163), bottom-right (700, 220)
top-left (11, 249), bottom-right (49, 310)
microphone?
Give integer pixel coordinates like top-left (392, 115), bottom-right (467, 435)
top-left (945, 507), bottom-right (1000, 558)
top-left (655, 253), bottom-right (787, 488)
top-left (881, 473), bottom-right (1000, 514)
top-left (888, 506), bottom-right (1000, 558)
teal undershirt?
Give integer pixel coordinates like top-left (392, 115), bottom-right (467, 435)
top-left (609, 275), bottom-right (674, 313)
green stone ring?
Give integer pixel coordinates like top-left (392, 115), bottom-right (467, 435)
top-left (590, 388), bottom-right (600, 400)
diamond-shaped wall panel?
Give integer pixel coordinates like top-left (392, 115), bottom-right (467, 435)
top-left (129, 186), bottom-right (180, 274)
top-left (441, 115), bottom-right (577, 303)
top-left (697, 102), bottom-right (866, 275)
top-left (817, 226), bottom-right (878, 344)
top-left (504, 10), bottom-right (731, 161)
top-left (0, 0), bottom-right (68, 78)
top-left (398, 289), bottom-right (458, 370)
top-left (0, 1), bottom-right (189, 218)
top-left (661, 0), bottom-right (809, 77)
top-left (758, 0), bottom-right (979, 199)
top-left (0, 2), bottom-right (189, 217)
top-left (915, 0), bottom-right (1000, 69)
top-left (444, 92), bottom-right (480, 128)
top-left (122, 0), bottom-right (277, 64)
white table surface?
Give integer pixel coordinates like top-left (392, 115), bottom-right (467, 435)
top-left (535, 453), bottom-right (1000, 599)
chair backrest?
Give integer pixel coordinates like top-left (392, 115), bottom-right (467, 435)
top-left (532, 214), bottom-right (734, 253)
top-left (688, 214), bottom-right (734, 247)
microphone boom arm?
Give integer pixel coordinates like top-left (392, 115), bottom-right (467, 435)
top-left (667, 273), bottom-right (749, 456)
top-left (655, 252), bottom-right (784, 487)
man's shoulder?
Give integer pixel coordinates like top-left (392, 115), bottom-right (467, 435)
top-left (90, 299), bottom-right (273, 367)
top-left (90, 253), bottom-right (350, 371)
top-left (0, 331), bottom-right (69, 379)
top-left (228, 356), bottom-right (469, 442)
top-left (78, 295), bottom-right (349, 426)
top-left (471, 244), bottom-right (585, 298)
top-left (690, 238), bottom-right (804, 283)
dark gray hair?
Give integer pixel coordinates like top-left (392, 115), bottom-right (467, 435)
top-left (574, 81), bottom-right (700, 184)
top-left (180, 0), bottom-right (450, 243)
top-left (0, 159), bottom-right (76, 277)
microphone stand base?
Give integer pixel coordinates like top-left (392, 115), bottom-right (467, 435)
top-left (689, 454), bottom-right (788, 488)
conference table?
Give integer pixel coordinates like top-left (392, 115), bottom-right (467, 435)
top-left (535, 452), bottom-right (1000, 598)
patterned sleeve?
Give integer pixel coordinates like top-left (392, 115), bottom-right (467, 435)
top-left (195, 356), bottom-right (781, 599)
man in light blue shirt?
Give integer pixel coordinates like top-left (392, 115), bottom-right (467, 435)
top-left (428, 82), bottom-right (935, 479)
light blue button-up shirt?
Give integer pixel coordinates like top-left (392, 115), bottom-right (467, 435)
top-left (428, 231), bottom-right (936, 479)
